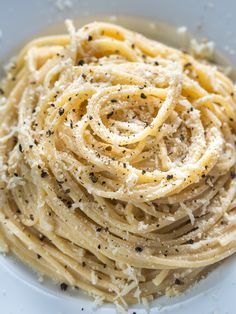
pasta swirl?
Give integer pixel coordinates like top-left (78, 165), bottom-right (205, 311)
top-left (0, 21), bottom-right (236, 306)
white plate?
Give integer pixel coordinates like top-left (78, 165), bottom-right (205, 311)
top-left (0, 1), bottom-right (236, 313)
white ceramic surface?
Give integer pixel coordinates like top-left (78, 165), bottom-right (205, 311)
top-left (0, 1), bottom-right (236, 313)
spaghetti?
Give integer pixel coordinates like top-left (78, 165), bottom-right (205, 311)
top-left (0, 21), bottom-right (236, 306)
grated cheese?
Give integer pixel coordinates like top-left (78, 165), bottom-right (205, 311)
top-left (142, 297), bottom-right (150, 313)
top-left (91, 270), bottom-right (98, 285)
top-left (138, 221), bottom-right (149, 231)
top-left (177, 26), bottom-right (187, 35)
top-left (7, 176), bottom-right (25, 189)
top-left (133, 286), bottom-right (141, 302)
top-left (92, 294), bottom-right (105, 309)
top-left (153, 270), bottom-right (169, 286)
top-left (37, 274), bottom-right (44, 283)
top-left (120, 281), bottom-right (137, 297)
top-left (190, 39), bottom-right (215, 59)
top-left (125, 171), bottom-right (138, 188)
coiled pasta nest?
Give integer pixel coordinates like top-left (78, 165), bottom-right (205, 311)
top-left (0, 21), bottom-right (236, 306)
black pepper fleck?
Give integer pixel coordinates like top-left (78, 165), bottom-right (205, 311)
top-left (19, 144), bottom-right (23, 153)
top-left (89, 172), bottom-right (98, 183)
top-left (46, 130), bottom-right (53, 137)
top-left (39, 235), bottom-right (45, 242)
top-left (107, 111), bottom-right (114, 119)
top-left (184, 62), bottom-right (192, 68)
top-left (70, 120), bottom-right (73, 129)
top-left (41, 170), bottom-right (48, 178)
top-left (230, 171), bottom-right (236, 179)
top-left (78, 59), bottom-right (85, 66)
top-left (186, 239), bottom-right (194, 244)
top-left (175, 278), bottom-right (183, 285)
top-left (60, 283), bottom-right (68, 291)
top-left (59, 108), bottom-right (65, 116)
top-left (135, 246), bottom-right (143, 253)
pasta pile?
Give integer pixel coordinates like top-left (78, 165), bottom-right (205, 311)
top-left (0, 21), bottom-right (236, 306)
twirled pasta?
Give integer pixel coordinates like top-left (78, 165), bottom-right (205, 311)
top-left (0, 21), bottom-right (236, 307)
